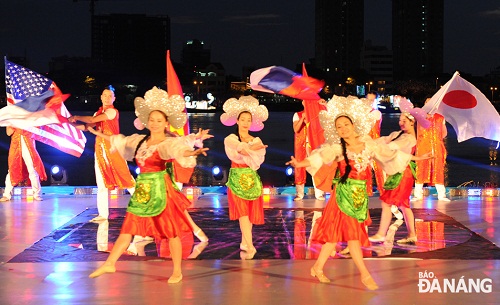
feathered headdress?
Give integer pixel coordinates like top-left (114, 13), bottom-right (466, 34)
top-left (220, 95), bottom-right (269, 131)
top-left (133, 87), bottom-right (187, 130)
top-left (396, 96), bottom-right (431, 129)
top-left (319, 95), bottom-right (381, 143)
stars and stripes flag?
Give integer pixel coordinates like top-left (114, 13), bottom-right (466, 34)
top-left (2, 58), bottom-right (86, 157)
top-left (423, 71), bottom-right (500, 142)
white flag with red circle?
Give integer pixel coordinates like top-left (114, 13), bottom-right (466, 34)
top-left (423, 71), bottom-right (500, 142)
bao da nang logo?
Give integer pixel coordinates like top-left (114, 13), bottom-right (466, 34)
top-left (418, 270), bottom-right (493, 293)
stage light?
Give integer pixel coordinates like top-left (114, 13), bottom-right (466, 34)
top-left (212, 166), bottom-right (221, 176)
top-left (50, 165), bottom-right (67, 185)
top-left (211, 166), bottom-right (227, 186)
top-left (285, 166), bottom-right (294, 186)
top-left (467, 189), bottom-right (482, 196)
top-left (135, 167), bottom-right (140, 175)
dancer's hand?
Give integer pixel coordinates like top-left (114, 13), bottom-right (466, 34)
top-left (286, 156), bottom-right (310, 168)
top-left (184, 147), bottom-right (210, 157)
top-left (249, 143), bottom-right (268, 151)
top-left (87, 127), bottom-right (110, 141)
top-left (195, 128), bottom-right (213, 141)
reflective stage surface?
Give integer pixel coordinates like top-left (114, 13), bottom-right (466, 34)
top-left (1, 186), bottom-right (500, 304)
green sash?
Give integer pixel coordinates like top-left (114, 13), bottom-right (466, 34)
top-left (127, 171), bottom-right (166, 217)
top-left (333, 177), bottom-right (368, 223)
top-left (383, 161), bottom-right (416, 190)
top-left (226, 167), bottom-right (263, 200)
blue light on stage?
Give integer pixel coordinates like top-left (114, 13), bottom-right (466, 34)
top-left (135, 167), bottom-right (140, 175)
top-left (285, 166), bottom-right (294, 176)
top-left (51, 165), bottom-right (61, 175)
top-left (211, 166), bottom-right (227, 185)
top-left (50, 165), bottom-right (67, 185)
top-left (212, 166), bottom-right (221, 176)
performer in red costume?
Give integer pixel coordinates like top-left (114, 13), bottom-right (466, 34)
top-left (369, 98), bottom-right (431, 244)
top-left (69, 87), bottom-right (135, 222)
top-left (287, 96), bottom-right (431, 290)
top-left (413, 98), bottom-right (450, 201)
top-left (221, 95), bottom-right (268, 260)
top-left (88, 87), bottom-right (212, 283)
top-left (1, 127), bottom-right (46, 201)
top-left (293, 100), bottom-right (326, 200)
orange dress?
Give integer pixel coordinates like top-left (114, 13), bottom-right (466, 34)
top-left (293, 111), bottom-right (307, 185)
top-left (415, 114), bottom-right (447, 185)
top-left (94, 106), bottom-right (135, 190)
top-left (8, 129), bottom-right (47, 185)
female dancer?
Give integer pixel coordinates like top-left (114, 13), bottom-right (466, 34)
top-left (88, 87), bottom-right (212, 283)
top-left (287, 96), bottom-right (430, 290)
top-left (369, 101), bottom-right (429, 244)
top-left (220, 96), bottom-right (268, 260)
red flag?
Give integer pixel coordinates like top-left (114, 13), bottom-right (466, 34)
top-left (166, 50), bottom-right (190, 136)
top-left (302, 63), bottom-right (326, 150)
top-left (423, 71), bottom-right (500, 142)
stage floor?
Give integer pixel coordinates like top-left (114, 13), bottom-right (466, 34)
top-left (1, 186), bottom-right (500, 304)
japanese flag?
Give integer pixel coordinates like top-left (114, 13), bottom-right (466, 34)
top-left (423, 71), bottom-right (500, 142)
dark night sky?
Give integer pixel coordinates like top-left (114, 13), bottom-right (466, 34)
top-left (1, 0), bottom-right (499, 77)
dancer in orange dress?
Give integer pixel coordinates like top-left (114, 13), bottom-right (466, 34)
top-left (287, 96), bottom-right (431, 290)
top-left (220, 96), bottom-right (268, 260)
top-left (293, 100), bottom-right (326, 200)
top-left (69, 87), bottom-right (135, 222)
top-left (413, 98), bottom-right (450, 201)
top-left (87, 87), bottom-right (212, 283)
top-left (0, 127), bottom-right (46, 201)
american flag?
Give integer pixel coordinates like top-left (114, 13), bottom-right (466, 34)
top-left (3, 58), bottom-right (86, 157)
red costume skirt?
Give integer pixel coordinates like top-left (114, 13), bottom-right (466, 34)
top-left (312, 189), bottom-right (370, 245)
top-left (379, 166), bottom-right (414, 208)
top-left (227, 188), bottom-right (264, 225)
top-left (120, 174), bottom-right (192, 239)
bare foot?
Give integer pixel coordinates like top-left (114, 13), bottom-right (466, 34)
top-left (168, 274), bottom-right (183, 284)
top-left (361, 275), bottom-right (379, 290)
top-left (89, 264), bottom-right (116, 278)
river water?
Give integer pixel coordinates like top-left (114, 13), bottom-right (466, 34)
top-left (1, 112), bottom-right (498, 188)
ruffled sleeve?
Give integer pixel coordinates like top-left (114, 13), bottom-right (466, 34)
top-left (109, 134), bottom-right (146, 161)
top-left (224, 134), bottom-right (265, 170)
top-left (363, 136), bottom-right (413, 175)
top-left (156, 136), bottom-right (197, 168)
top-left (305, 143), bottom-right (342, 176)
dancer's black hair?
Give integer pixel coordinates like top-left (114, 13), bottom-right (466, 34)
top-left (391, 130), bottom-right (405, 142)
top-left (338, 137), bottom-right (352, 184)
top-left (337, 115), bottom-right (353, 184)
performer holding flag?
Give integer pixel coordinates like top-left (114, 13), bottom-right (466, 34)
top-left (0, 58), bottom-right (86, 201)
top-left (293, 63), bottom-right (326, 201)
top-left (423, 71), bottom-right (500, 142)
